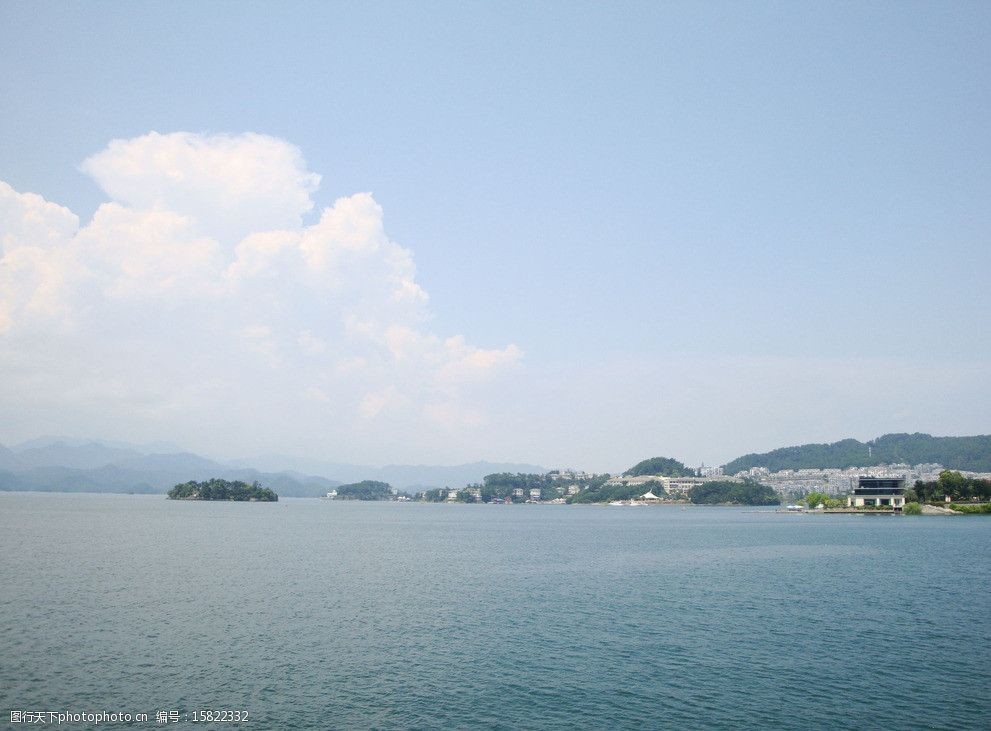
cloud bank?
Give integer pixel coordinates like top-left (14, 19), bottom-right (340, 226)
top-left (0, 132), bottom-right (521, 460)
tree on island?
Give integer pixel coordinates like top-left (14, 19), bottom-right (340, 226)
top-left (167, 479), bottom-right (278, 501)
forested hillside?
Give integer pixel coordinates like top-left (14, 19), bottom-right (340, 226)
top-left (724, 433), bottom-right (991, 474)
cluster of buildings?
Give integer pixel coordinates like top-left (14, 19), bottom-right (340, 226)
top-left (601, 462), bottom-right (991, 503)
top-left (425, 484), bottom-right (582, 503)
top-left (609, 475), bottom-right (916, 510)
top-left (737, 463), bottom-right (969, 496)
top-left (325, 462), bottom-right (990, 505)
top-left (546, 469), bottom-right (594, 481)
top-left (603, 473), bottom-right (742, 498)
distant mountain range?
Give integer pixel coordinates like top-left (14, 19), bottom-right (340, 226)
top-left (0, 437), bottom-right (547, 496)
top-left (722, 433), bottom-right (991, 474)
top-left (225, 454), bottom-right (547, 492)
top-left (4, 432), bottom-right (986, 497)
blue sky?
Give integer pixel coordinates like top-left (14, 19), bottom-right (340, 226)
top-left (1, 2), bottom-right (988, 471)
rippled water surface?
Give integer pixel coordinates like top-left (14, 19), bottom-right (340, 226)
top-left (1, 493), bottom-right (988, 729)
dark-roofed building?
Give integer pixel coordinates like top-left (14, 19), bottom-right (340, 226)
top-left (847, 476), bottom-right (906, 511)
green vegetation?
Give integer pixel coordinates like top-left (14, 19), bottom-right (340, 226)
top-left (688, 480), bottom-right (779, 506)
top-left (478, 472), bottom-right (557, 501)
top-left (335, 480), bottom-right (394, 500)
top-left (903, 502), bottom-right (922, 515)
top-left (946, 503), bottom-right (991, 514)
top-left (167, 479), bottom-right (278, 501)
top-left (623, 457), bottom-right (695, 477)
top-left (569, 478), bottom-right (666, 504)
top-left (914, 470), bottom-right (991, 503)
top-left (723, 433), bottom-right (991, 474)
top-left (802, 491), bottom-right (844, 509)
top-left (477, 472), bottom-right (610, 502)
top-left (417, 471), bottom-right (612, 503)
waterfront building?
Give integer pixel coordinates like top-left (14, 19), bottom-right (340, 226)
top-left (548, 469), bottom-right (591, 481)
top-left (847, 477), bottom-right (906, 510)
top-left (603, 474), bottom-right (663, 488)
top-left (665, 476), bottom-right (742, 496)
top-left (528, 488), bottom-right (542, 501)
top-left (604, 474), bottom-right (742, 497)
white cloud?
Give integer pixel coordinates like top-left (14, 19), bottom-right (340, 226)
top-left (0, 182), bottom-right (80, 332)
top-left (74, 203), bottom-right (223, 299)
top-left (80, 131), bottom-right (320, 244)
top-left (0, 245), bottom-right (73, 332)
top-left (358, 386), bottom-right (404, 420)
top-left (0, 181), bottom-right (79, 253)
top-left (438, 336), bottom-right (524, 384)
top-left (0, 132), bottom-right (523, 459)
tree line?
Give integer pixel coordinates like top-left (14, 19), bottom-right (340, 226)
top-left (569, 478), bottom-right (665, 504)
top-left (687, 480), bottom-right (779, 505)
top-left (910, 470), bottom-right (991, 503)
top-left (422, 472), bottom-right (612, 502)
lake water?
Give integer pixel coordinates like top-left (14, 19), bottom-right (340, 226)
top-left (0, 493), bottom-right (988, 729)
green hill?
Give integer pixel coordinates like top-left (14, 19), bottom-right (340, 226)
top-left (623, 457), bottom-right (694, 477)
top-left (723, 433), bottom-right (991, 474)
top-left (334, 480), bottom-right (394, 500)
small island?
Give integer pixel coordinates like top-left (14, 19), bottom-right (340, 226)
top-left (167, 478), bottom-right (278, 501)
top-left (332, 480), bottom-right (395, 500)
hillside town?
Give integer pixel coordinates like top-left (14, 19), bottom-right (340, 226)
top-left (327, 462), bottom-right (991, 505)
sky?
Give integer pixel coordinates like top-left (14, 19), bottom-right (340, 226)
top-left (0, 1), bottom-right (988, 472)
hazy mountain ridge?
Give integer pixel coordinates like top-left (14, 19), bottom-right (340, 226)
top-left (0, 441), bottom-right (340, 497)
top-left (0, 438), bottom-right (547, 495)
top-left (226, 454), bottom-right (548, 489)
top-left (8, 435), bottom-right (184, 453)
top-left (0, 441), bottom-right (144, 470)
top-left (0, 462), bottom-right (340, 498)
top-left (723, 433), bottom-right (991, 474)
top-left (6, 432), bottom-right (987, 497)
